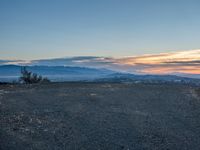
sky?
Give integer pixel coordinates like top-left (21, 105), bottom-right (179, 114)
top-left (1, 0), bottom-right (200, 60)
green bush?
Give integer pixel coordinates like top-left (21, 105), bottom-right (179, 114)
top-left (20, 67), bottom-right (50, 84)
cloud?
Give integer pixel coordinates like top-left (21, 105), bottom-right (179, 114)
top-left (114, 49), bottom-right (200, 74)
top-left (0, 60), bottom-right (31, 65)
top-left (1, 49), bottom-right (200, 74)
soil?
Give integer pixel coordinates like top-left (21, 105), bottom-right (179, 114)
top-left (0, 83), bottom-right (200, 150)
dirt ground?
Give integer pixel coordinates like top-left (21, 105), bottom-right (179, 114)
top-left (0, 82), bottom-right (200, 150)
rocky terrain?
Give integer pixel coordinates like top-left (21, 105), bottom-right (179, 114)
top-left (0, 82), bottom-right (200, 150)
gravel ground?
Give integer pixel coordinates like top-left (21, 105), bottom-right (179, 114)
top-left (0, 82), bottom-right (200, 150)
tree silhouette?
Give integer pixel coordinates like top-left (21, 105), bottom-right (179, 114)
top-left (20, 67), bottom-right (50, 84)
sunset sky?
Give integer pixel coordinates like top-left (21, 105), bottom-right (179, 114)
top-left (0, 0), bottom-right (200, 74)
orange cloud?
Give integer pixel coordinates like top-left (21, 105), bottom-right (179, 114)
top-left (116, 49), bottom-right (200, 74)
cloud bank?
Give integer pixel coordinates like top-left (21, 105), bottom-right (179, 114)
top-left (1, 49), bottom-right (200, 75)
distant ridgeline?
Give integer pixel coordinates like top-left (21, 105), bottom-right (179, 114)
top-left (0, 65), bottom-right (200, 85)
top-left (0, 65), bottom-right (115, 82)
top-left (95, 73), bottom-right (200, 85)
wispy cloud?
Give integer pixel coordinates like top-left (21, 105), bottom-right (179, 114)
top-left (114, 49), bottom-right (200, 74)
top-left (0, 60), bottom-right (31, 65)
top-left (1, 49), bottom-right (200, 74)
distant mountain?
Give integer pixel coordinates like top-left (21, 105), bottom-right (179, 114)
top-left (95, 73), bottom-right (200, 85)
top-left (0, 65), bottom-right (115, 82)
top-left (1, 57), bottom-right (200, 80)
top-left (171, 72), bottom-right (200, 79)
top-left (1, 65), bottom-right (200, 85)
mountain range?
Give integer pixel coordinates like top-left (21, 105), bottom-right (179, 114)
top-left (0, 65), bottom-right (200, 85)
top-left (1, 56), bottom-right (200, 79)
top-left (0, 65), bottom-right (115, 82)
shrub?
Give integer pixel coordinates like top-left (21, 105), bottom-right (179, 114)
top-left (20, 67), bottom-right (50, 84)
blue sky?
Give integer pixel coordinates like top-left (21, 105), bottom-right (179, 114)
top-left (0, 0), bottom-right (200, 60)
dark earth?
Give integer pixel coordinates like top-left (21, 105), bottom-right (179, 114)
top-left (0, 82), bottom-right (200, 150)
